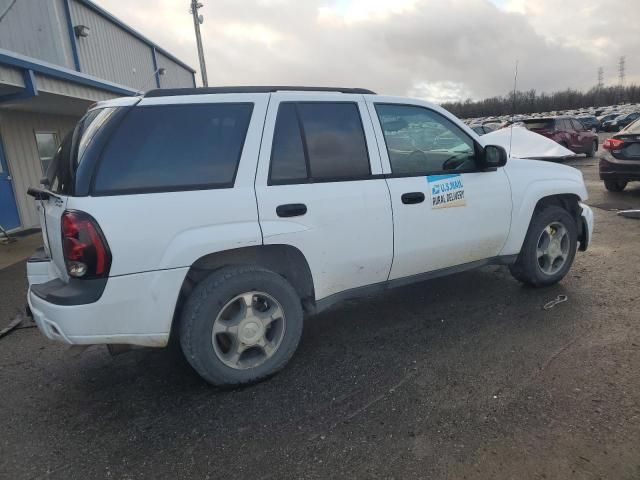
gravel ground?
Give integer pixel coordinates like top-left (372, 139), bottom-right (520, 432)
top-left (1, 138), bottom-right (639, 479)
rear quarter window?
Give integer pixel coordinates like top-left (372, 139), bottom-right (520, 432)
top-left (93, 103), bottom-right (253, 194)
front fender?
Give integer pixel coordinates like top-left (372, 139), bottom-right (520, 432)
top-left (500, 159), bottom-right (588, 256)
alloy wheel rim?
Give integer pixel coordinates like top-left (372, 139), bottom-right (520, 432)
top-left (212, 291), bottom-right (286, 370)
top-left (536, 221), bottom-right (570, 275)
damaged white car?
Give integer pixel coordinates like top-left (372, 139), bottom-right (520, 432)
top-left (26, 87), bottom-right (593, 386)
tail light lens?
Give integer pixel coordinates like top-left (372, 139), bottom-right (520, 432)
top-left (603, 138), bottom-right (624, 150)
top-left (61, 210), bottom-right (111, 279)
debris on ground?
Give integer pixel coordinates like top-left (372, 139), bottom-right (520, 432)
top-left (0, 314), bottom-right (23, 339)
top-left (543, 295), bottom-right (568, 310)
top-left (617, 209), bottom-right (640, 219)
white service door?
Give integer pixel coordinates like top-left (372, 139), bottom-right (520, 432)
top-left (255, 93), bottom-right (394, 300)
top-left (367, 98), bottom-right (512, 280)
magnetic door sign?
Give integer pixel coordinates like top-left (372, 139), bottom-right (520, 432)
top-left (426, 174), bottom-right (466, 209)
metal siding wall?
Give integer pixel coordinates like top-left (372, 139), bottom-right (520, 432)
top-left (37, 75), bottom-right (117, 102)
top-left (0, 0), bottom-right (75, 69)
top-left (0, 110), bottom-right (78, 229)
top-left (156, 52), bottom-right (195, 89)
top-left (68, 0), bottom-right (156, 90)
top-left (0, 65), bottom-right (25, 87)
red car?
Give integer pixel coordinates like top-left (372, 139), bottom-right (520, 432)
top-left (522, 117), bottom-right (599, 156)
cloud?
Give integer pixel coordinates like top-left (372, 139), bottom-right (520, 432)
top-left (95, 0), bottom-right (639, 102)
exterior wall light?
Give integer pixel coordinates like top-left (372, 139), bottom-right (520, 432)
top-left (74, 25), bottom-right (90, 38)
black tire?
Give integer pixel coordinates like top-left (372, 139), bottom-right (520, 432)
top-left (586, 140), bottom-right (597, 157)
top-left (179, 265), bottom-right (304, 386)
top-left (509, 205), bottom-right (578, 287)
top-left (604, 179), bottom-right (627, 192)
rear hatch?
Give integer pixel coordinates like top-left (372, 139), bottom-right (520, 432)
top-left (32, 106), bottom-right (122, 282)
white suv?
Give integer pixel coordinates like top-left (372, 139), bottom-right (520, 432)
top-left (27, 86), bottom-right (593, 386)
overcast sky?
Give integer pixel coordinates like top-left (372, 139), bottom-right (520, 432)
top-left (96, 0), bottom-right (638, 103)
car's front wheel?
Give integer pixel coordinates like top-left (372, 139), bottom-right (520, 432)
top-left (586, 140), bottom-right (597, 157)
top-left (509, 205), bottom-right (578, 287)
top-left (179, 266), bottom-right (304, 386)
top-left (604, 179), bottom-right (627, 192)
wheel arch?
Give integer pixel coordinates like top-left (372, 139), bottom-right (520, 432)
top-left (501, 185), bottom-right (586, 256)
top-left (170, 245), bottom-right (316, 341)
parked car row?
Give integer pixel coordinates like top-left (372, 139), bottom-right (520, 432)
top-left (600, 111), bottom-right (640, 132)
top-left (462, 104), bottom-right (640, 193)
top-left (464, 103), bottom-right (640, 134)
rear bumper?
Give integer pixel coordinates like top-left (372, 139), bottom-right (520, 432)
top-left (26, 251), bottom-right (187, 346)
top-left (599, 155), bottom-right (640, 181)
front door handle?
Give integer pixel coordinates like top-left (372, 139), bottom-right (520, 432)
top-left (401, 192), bottom-right (425, 204)
top-left (276, 203), bottom-right (307, 217)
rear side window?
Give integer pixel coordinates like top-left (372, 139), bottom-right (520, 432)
top-left (94, 103), bottom-right (253, 194)
top-left (269, 102), bottom-right (370, 184)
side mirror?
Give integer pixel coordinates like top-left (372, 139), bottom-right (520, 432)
top-left (483, 144), bottom-right (508, 168)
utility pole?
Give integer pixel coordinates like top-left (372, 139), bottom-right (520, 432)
top-left (597, 67), bottom-right (604, 89)
top-left (190, 0), bottom-right (208, 87)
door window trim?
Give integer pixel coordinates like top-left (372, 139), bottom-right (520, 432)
top-left (267, 101), bottom-right (374, 186)
top-left (372, 102), bottom-right (486, 178)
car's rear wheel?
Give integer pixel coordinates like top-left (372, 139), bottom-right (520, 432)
top-left (509, 205), bottom-right (578, 287)
top-left (586, 140), bottom-right (597, 157)
top-left (179, 265), bottom-right (304, 386)
top-left (604, 179), bottom-right (627, 192)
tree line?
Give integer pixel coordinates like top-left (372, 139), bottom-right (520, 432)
top-left (441, 84), bottom-right (640, 119)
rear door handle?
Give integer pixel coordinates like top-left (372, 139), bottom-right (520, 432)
top-left (276, 203), bottom-right (307, 217)
top-left (401, 192), bottom-right (425, 204)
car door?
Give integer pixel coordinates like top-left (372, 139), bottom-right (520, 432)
top-left (366, 97), bottom-right (512, 280)
top-left (254, 93), bottom-right (394, 301)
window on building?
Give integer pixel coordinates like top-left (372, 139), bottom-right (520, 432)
top-left (94, 103), bottom-right (253, 194)
top-left (269, 102), bottom-right (370, 184)
top-left (35, 132), bottom-right (59, 175)
top-left (375, 104), bottom-right (476, 175)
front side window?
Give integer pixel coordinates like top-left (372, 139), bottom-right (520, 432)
top-left (269, 102), bottom-right (370, 184)
top-left (94, 103), bottom-right (253, 194)
top-left (375, 104), bottom-right (476, 175)
top-left (35, 132), bottom-right (59, 175)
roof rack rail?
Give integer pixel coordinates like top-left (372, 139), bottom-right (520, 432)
top-left (144, 86), bottom-right (376, 97)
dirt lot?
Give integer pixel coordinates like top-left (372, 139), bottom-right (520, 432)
top-left (1, 137), bottom-right (639, 479)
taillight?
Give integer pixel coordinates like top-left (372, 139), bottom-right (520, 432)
top-left (61, 210), bottom-right (111, 279)
top-left (603, 138), bottom-right (624, 150)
